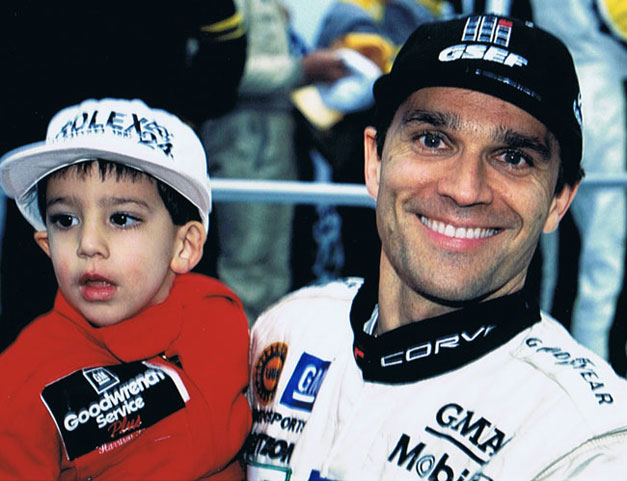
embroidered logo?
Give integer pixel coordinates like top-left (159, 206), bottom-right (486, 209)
top-left (254, 342), bottom-right (288, 405)
top-left (82, 367), bottom-right (120, 394)
top-left (280, 352), bottom-right (330, 412)
top-left (462, 15), bottom-right (513, 47)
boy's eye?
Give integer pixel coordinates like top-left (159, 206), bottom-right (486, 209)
top-left (110, 213), bottom-right (141, 228)
top-left (49, 214), bottom-right (78, 229)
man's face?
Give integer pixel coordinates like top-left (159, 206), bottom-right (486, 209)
top-left (35, 163), bottom-right (181, 327)
top-left (365, 87), bottom-right (576, 309)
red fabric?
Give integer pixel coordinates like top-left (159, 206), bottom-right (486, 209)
top-left (0, 273), bottom-right (251, 481)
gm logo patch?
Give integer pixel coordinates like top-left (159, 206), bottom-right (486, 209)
top-left (280, 352), bottom-right (330, 411)
top-left (254, 342), bottom-right (289, 405)
top-left (82, 367), bottom-right (120, 394)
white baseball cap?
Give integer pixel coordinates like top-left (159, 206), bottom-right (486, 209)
top-left (0, 98), bottom-right (212, 231)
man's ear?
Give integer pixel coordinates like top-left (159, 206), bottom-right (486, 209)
top-left (543, 182), bottom-right (579, 234)
top-left (170, 221), bottom-right (207, 274)
top-left (364, 126), bottom-right (381, 201)
top-left (34, 230), bottom-right (51, 258)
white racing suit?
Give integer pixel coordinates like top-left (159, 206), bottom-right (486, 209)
top-left (246, 278), bottom-right (627, 480)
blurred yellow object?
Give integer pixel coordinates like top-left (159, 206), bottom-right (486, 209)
top-left (291, 86), bottom-right (344, 130)
top-left (597, 0), bottom-right (627, 41)
top-left (332, 32), bottom-right (396, 72)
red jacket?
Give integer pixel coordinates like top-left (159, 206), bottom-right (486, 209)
top-left (0, 273), bottom-right (251, 480)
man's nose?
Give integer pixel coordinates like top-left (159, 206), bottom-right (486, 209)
top-left (76, 220), bottom-right (109, 258)
top-left (436, 152), bottom-right (493, 207)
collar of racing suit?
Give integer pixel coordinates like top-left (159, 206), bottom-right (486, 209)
top-left (350, 278), bottom-right (541, 383)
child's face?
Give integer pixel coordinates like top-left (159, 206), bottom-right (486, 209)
top-left (34, 163), bottom-right (183, 327)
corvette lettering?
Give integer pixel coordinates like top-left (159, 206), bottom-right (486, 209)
top-left (381, 326), bottom-right (495, 367)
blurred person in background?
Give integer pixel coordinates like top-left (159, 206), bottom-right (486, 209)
top-left (301, 0), bottom-right (454, 284)
top-left (531, 0), bottom-right (627, 366)
top-left (199, 0), bottom-right (348, 324)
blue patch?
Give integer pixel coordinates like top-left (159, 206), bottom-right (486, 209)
top-left (280, 352), bottom-right (330, 412)
top-left (309, 470), bottom-right (337, 481)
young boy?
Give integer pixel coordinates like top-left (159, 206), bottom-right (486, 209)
top-left (0, 98), bottom-right (251, 480)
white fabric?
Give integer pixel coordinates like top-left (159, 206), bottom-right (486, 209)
top-left (247, 278), bottom-right (627, 480)
top-left (0, 98), bottom-right (211, 231)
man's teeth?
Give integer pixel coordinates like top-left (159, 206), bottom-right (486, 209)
top-left (420, 216), bottom-right (498, 239)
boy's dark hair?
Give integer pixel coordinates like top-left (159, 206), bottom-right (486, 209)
top-left (36, 159), bottom-right (201, 226)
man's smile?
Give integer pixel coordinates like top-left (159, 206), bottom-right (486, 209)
top-left (418, 215), bottom-right (500, 240)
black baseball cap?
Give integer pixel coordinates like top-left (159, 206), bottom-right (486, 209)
top-left (374, 14), bottom-right (583, 186)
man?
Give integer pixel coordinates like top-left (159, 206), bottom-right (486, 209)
top-left (245, 14), bottom-right (627, 481)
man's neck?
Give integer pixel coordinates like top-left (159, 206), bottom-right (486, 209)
top-left (376, 257), bottom-right (458, 335)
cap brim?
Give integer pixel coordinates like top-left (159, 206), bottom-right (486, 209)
top-left (0, 137), bottom-right (211, 232)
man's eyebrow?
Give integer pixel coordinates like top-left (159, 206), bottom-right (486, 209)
top-left (495, 128), bottom-right (553, 160)
top-left (401, 109), bottom-right (461, 129)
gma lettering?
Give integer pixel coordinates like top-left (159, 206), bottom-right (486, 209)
top-left (436, 403), bottom-right (505, 457)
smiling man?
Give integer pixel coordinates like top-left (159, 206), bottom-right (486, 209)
top-left (245, 14), bottom-right (627, 481)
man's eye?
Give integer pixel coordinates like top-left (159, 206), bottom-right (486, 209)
top-left (417, 132), bottom-right (445, 149)
top-left (49, 214), bottom-right (78, 229)
top-left (502, 150), bottom-right (533, 168)
top-left (110, 213), bottom-right (141, 228)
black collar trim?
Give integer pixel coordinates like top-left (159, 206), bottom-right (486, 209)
top-left (350, 278), bottom-right (541, 384)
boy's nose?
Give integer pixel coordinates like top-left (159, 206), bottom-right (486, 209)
top-left (76, 221), bottom-right (109, 258)
top-left (436, 152), bottom-right (493, 207)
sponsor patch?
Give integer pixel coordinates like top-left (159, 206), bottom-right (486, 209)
top-left (388, 434), bottom-right (493, 480)
top-left (525, 337), bottom-right (614, 405)
top-left (462, 16), bottom-right (512, 47)
top-left (41, 361), bottom-right (188, 460)
top-left (254, 342), bottom-right (289, 405)
top-left (247, 460), bottom-right (292, 481)
top-left (253, 408), bottom-right (307, 433)
top-left (280, 352), bottom-right (330, 412)
top-left (53, 108), bottom-right (175, 157)
top-left (245, 431), bottom-right (295, 465)
top-left (428, 403), bottom-right (506, 464)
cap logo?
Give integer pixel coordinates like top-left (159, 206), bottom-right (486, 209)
top-left (439, 16), bottom-right (526, 68)
top-left (462, 15), bottom-right (512, 48)
top-left (53, 109), bottom-right (175, 158)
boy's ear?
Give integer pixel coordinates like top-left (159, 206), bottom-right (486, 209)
top-left (34, 230), bottom-right (51, 258)
top-left (170, 221), bottom-right (207, 274)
